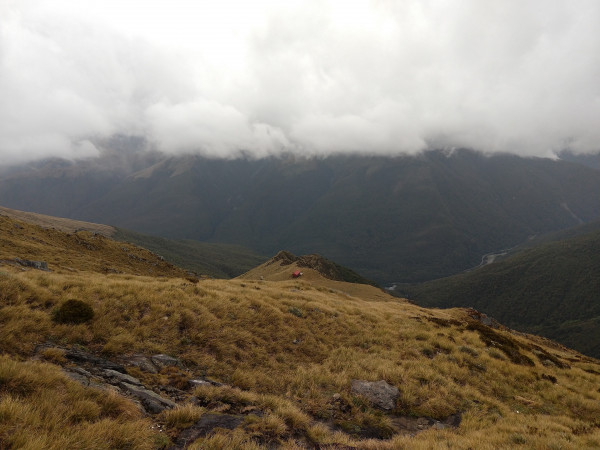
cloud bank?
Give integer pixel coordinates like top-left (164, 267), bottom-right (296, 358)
top-left (0, 0), bottom-right (599, 164)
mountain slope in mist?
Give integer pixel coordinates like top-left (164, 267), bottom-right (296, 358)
top-left (1, 148), bottom-right (599, 283)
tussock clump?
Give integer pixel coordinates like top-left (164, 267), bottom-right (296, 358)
top-left (52, 299), bottom-right (95, 324)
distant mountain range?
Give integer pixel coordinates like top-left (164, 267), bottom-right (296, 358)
top-left (1, 146), bottom-right (600, 283)
top-left (399, 222), bottom-right (600, 357)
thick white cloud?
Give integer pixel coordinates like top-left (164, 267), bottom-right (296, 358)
top-left (0, 0), bottom-right (598, 164)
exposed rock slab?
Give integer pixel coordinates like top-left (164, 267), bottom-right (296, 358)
top-left (65, 348), bottom-right (126, 373)
top-left (118, 382), bottom-right (177, 414)
top-left (14, 258), bottom-right (49, 270)
top-left (101, 368), bottom-right (143, 386)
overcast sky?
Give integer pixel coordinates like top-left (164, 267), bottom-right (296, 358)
top-left (1, 0), bottom-right (599, 164)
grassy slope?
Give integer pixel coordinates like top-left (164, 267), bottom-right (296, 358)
top-left (399, 228), bottom-right (600, 357)
top-left (113, 228), bottom-right (265, 278)
top-left (1, 205), bottom-right (265, 278)
top-left (2, 216), bottom-right (600, 447)
top-left (0, 205), bottom-right (115, 235)
top-left (0, 214), bottom-right (186, 277)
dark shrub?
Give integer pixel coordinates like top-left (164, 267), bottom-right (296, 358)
top-left (52, 299), bottom-right (95, 324)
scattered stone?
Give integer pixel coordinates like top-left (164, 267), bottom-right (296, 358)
top-left (118, 382), bottom-right (177, 414)
top-left (121, 354), bottom-right (159, 374)
top-left (101, 369), bottom-right (143, 386)
top-left (350, 380), bottom-right (399, 410)
top-left (465, 308), bottom-right (502, 329)
top-left (64, 368), bottom-right (92, 386)
top-left (203, 378), bottom-right (225, 387)
top-left (160, 385), bottom-right (189, 402)
top-left (151, 354), bottom-right (182, 369)
top-left (13, 258), bottom-right (49, 271)
top-left (391, 412), bottom-right (461, 435)
top-left (188, 379), bottom-right (212, 389)
top-left (171, 413), bottom-right (244, 449)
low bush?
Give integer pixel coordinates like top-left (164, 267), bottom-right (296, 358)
top-left (52, 299), bottom-right (94, 324)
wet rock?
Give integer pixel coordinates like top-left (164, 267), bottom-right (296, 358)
top-left (118, 382), bottom-right (177, 414)
top-left (350, 380), bottom-right (399, 410)
top-left (151, 354), bottom-right (181, 369)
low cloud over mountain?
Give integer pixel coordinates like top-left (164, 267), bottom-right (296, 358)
top-left (1, 0), bottom-right (599, 164)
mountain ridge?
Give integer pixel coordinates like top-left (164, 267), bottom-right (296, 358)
top-left (2, 149), bottom-right (599, 283)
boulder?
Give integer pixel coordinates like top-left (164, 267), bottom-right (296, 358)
top-left (351, 380), bottom-right (399, 410)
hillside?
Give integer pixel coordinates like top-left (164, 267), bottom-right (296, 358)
top-left (398, 227), bottom-right (600, 357)
top-left (241, 250), bottom-right (378, 285)
top-left (2, 149), bottom-right (600, 283)
top-left (0, 213), bottom-right (185, 277)
top-left (3, 214), bottom-right (600, 448)
top-left (0, 205), bottom-right (264, 279)
top-left (113, 228), bottom-right (265, 279)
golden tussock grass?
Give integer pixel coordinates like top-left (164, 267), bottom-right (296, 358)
top-left (0, 215), bottom-right (186, 277)
top-left (2, 225), bottom-right (600, 447)
top-left (0, 355), bottom-right (160, 449)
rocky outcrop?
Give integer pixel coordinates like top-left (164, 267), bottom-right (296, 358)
top-left (38, 346), bottom-right (183, 414)
top-left (64, 348), bottom-right (126, 373)
top-left (118, 382), bottom-right (178, 414)
top-left (350, 380), bottom-right (399, 410)
top-left (120, 354), bottom-right (159, 374)
top-left (14, 258), bottom-right (49, 270)
top-left (267, 251), bottom-right (377, 286)
top-left (466, 308), bottom-right (503, 329)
